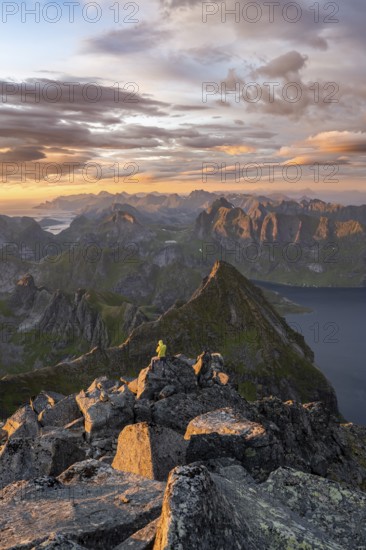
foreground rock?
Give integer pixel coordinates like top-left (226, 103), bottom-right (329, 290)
top-left (0, 460), bottom-right (165, 550)
top-left (154, 462), bottom-right (366, 549)
top-left (112, 423), bottom-right (187, 481)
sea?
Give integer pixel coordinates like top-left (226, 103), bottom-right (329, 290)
top-left (259, 282), bottom-right (366, 425)
top-left (1, 207), bottom-right (75, 234)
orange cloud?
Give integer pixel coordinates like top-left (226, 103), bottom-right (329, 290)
top-left (213, 145), bottom-right (256, 155)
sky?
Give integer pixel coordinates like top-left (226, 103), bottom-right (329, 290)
top-left (0, 0), bottom-right (365, 204)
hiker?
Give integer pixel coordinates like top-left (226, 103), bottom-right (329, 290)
top-left (151, 339), bottom-right (167, 372)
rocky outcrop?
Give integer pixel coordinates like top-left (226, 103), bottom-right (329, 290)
top-left (151, 384), bottom-right (250, 434)
top-left (36, 288), bottom-right (110, 349)
top-left (1, 351), bottom-right (366, 549)
top-left (8, 273), bottom-right (39, 311)
top-left (183, 402), bottom-right (362, 484)
top-left (136, 356), bottom-right (197, 400)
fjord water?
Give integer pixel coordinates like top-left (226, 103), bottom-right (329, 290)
top-left (259, 282), bottom-right (366, 425)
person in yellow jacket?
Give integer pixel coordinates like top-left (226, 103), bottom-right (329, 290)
top-left (152, 339), bottom-right (167, 371)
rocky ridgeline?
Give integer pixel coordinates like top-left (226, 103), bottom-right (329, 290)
top-left (1, 352), bottom-right (366, 549)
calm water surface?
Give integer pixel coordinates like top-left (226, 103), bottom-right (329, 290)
top-left (259, 282), bottom-right (366, 425)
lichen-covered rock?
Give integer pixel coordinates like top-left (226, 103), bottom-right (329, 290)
top-left (154, 463), bottom-right (366, 549)
top-left (112, 423), bottom-right (188, 481)
top-left (154, 464), bottom-right (247, 550)
top-left (185, 407), bottom-right (265, 439)
top-left (38, 395), bottom-right (81, 428)
top-left (262, 467), bottom-right (366, 547)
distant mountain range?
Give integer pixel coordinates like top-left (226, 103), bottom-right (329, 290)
top-left (1, 191), bottom-right (364, 300)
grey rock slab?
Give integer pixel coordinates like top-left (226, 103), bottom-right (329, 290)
top-left (0, 430), bottom-right (86, 487)
top-left (0, 460), bottom-right (165, 550)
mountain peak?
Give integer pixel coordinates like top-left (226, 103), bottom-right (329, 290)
top-left (208, 197), bottom-right (234, 214)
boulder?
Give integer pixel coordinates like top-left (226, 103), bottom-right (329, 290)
top-left (247, 397), bottom-right (365, 484)
top-left (193, 350), bottom-right (232, 388)
top-left (76, 380), bottom-right (135, 439)
top-left (31, 390), bottom-right (66, 415)
top-left (38, 394), bottom-right (81, 427)
top-left (185, 408), bottom-right (274, 479)
top-left (87, 376), bottom-right (119, 395)
top-left (192, 350), bottom-right (212, 379)
top-left (136, 357), bottom-right (197, 401)
top-left (151, 385), bottom-right (251, 434)
top-left (154, 464), bottom-right (247, 549)
top-left (185, 407), bottom-right (265, 439)
top-left (112, 422), bottom-right (188, 481)
top-left (2, 404), bottom-right (40, 440)
top-left (0, 430), bottom-right (86, 487)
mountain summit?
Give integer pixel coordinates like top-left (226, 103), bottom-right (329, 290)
top-left (122, 261), bottom-right (338, 412)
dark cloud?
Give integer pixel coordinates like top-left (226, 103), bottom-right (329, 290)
top-left (255, 51), bottom-right (308, 79)
top-left (0, 146), bottom-right (46, 162)
top-left (84, 24), bottom-right (170, 55)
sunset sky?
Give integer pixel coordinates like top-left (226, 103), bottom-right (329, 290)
top-left (1, 0), bottom-right (365, 204)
